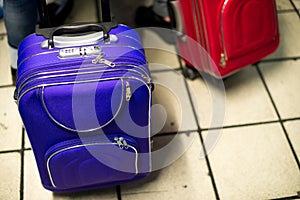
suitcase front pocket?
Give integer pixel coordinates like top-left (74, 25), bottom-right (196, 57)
top-left (45, 136), bottom-right (138, 189)
top-left (219, 0), bottom-right (278, 66)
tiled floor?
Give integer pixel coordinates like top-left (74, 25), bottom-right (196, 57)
top-left (0, 0), bottom-right (300, 200)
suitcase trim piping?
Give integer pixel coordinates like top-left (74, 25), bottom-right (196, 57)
top-left (18, 44), bottom-right (145, 68)
top-left (40, 79), bottom-right (125, 132)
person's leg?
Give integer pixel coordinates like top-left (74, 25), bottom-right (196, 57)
top-left (135, 0), bottom-right (171, 28)
top-left (3, 0), bottom-right (37, 82)
top-left (47, 0), bottom-right (73, 26)
top-left (0, 0), bottom-right (3, 19)
top-left (152, 0), bottom-right (170, 22)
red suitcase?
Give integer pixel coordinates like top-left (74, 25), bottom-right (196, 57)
top-left (169, 0), bottom-right (280, 78)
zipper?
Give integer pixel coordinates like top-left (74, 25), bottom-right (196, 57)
top-left (17, 55), bottom-right (147, 88)
top-left (92, 54), bottom-right (116, 67)
top-left (114, 137), bottom-right (129, 149)
top-left (125, 81), bottom-right (132, 101)
top-left (17, 76), bottom-right (152, 108)
top-left (17, 66), bottom-right (151, 98)
top-left (219, 0), bottom-right (229, 68)
top-left (271, 0), bottom-right (279, 38)
top-left (45, 136), bottom-right (135, 159)
top-left (18, 64), bottom-right (150, 92)
top-left (17, 44), bottom-right (146, 76)
top-left (220, 53), bottom-right (226, 68)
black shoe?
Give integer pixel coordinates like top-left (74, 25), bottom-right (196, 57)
top-left (135, 6), bottom-right (171, 29)
top-left (11, 68), bottom-right (17, 86)
top-left (47, 0), bottom-right (73, 26)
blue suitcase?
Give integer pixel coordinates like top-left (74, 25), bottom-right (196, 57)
top-left (14, 1), bottom-right (152, 192)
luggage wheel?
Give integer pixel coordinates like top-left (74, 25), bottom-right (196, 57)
top-left (182, 64), bottom-right (199, 80)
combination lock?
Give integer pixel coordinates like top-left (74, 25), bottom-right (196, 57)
top-left (58, 46), bottom-right (102, 58)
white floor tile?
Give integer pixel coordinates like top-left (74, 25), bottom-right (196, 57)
top-left (292, 0), bottom-right (300, 9)
top-left (146, 49), bottom-right (180, 72)
top-left (0, 87), bottom-right (22, 151)
top-left (206, 123), bottom-right (300, 199)
top-left (122, 133), bottom-right (216, 200)
top-left (139, 29), bottom-right (179, 71)
top-left (276, 0), bottom-right (294, 10)
top-left (0, 153), bottom-right (20, 200)
top-left (284, 120), bottom-right (300, 160)
top-left (188, 67), bottom-right (277, 129)
top-left (0, 35), bottom-right (13, 86)
top-left (260, 60), bottom-right (300, 119)
top-left (24, 151), bottom-right (118, 200)
top-left (265, 12), bottom-right (300, 59)
top-left (24, 130), bottom-right (31, 149)
top-left (24, 151), bottom-right (53, 200)
top-left (151, 71), bottom-right (197, 134)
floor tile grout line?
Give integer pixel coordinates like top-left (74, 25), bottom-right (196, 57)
top-left (19, 127), bottom-right (25, 200)
top-left (203, 116), bottom-right (300, 130)
top-left (277, 9), bottom-right (299, 13)
top-left (150, 68), bottom-right (181, 73)
top-left (154, 129), bottom-right (199, 137)
top-left (196, 129), bottom-right (220, 200)
top-left (177, 55), bottom-right (220, 200)
top-left (0, 84), bottom-right (15, 89)
top-left (0, 148), bottom-right (32, 155)
top-left (202, 120), bottom-right (281, 131)
top-left (260, 56), bottom-right (300, 63)
top-left (269, 194), bottom-right (300, 200)
top-left (0, 149), bottom-right (22, 154)
top-left (282, 117), bottom-right (300, 123)
top-left (255, 64), bottom-right (300, 170)
top-left (289, 0), bottom-right (300, 18)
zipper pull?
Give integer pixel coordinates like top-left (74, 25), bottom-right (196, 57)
top-left (114, 137), bottom-right (124, 149)
top-left (92, 54), bottom-right (116, 67)
top-left (114, 137), bottom-right (128, 149)
top-left (125, 81), bottom-right (132, 102)
top-left (220, 53), bottom-right (226, 68)
top-left (142, 75), bottom-right (151, 84)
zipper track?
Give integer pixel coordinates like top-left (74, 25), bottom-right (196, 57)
top-left (17, 56), bottom-right (147, 86)
top-left (46, 140), bottom-right (138, 188)
top-left (220, 0), bottom-right (229, 63)
top-left (17, 63), bottom-right (150, 96)
top-left (18, 44), bottom-right (146, 70)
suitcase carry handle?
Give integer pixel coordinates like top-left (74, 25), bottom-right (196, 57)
top-left (36, 0), bottom-right (116, 48)
top-left (36, 22), bottom-right (118, 48)
top-left (36, 0), bottom-right (113, 27)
